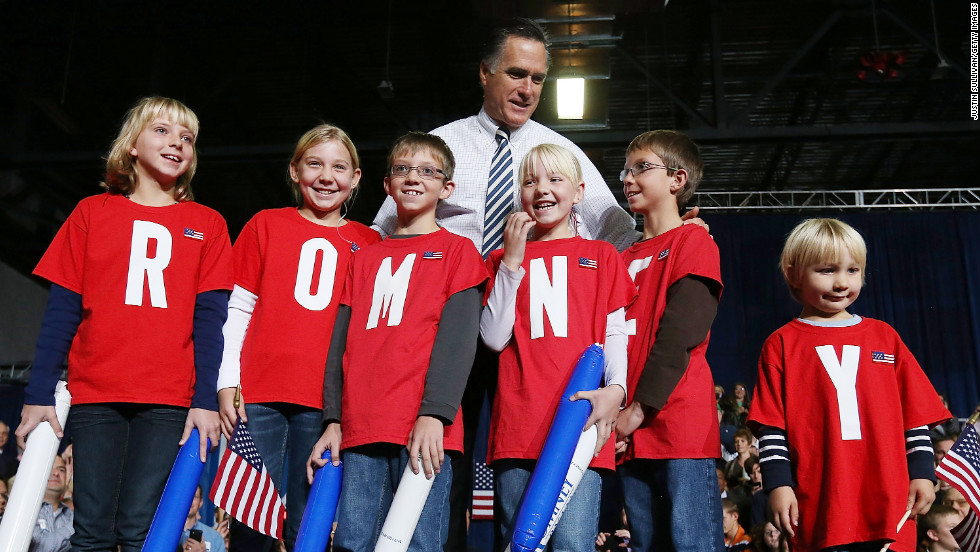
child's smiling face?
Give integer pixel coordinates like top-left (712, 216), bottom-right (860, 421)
top-left (290, 139), bottom-right (361, 221)
top-left (130, 118), bottom-right (195, 188)
top-left (795, 250), bottom-right (863, 321)
top-left (519, 158), bottom-right (584, 240)
top-left (621, 149), bottom-right (680, 214)
top-left (384, 148), bottom-right (453, 216)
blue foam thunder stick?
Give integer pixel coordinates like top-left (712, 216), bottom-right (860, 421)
top-left (509, 343), bottom-right (604, 552)
top-left (294, 450), bottom-right (343, 552)
top-left (141, 428), bottom-right (210, 552)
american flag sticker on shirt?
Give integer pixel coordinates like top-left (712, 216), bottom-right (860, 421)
top-left (423, 251), bottom-right (443, 259)
top-left (578, 257), bottom-right (598, 269)
top-left (658, 248), bottom-right (670, 261)
top-left (184, 228), bottom-right (204, 240)
top-left (872, 351), bottom-right (895, 364)
top-left (350, 243), bottom-right (360, 251)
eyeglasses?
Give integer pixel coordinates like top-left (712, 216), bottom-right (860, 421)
top-left (619, 162), bottom-right (679, 181)
top-left (390, 165), bottom-right (447, 180)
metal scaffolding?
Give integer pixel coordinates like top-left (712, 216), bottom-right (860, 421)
top-left (694, 188), bottom-right (980, 212)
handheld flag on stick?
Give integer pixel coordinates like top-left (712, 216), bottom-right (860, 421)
top-left (936, 413), bottom-right (980, 552)
top-left (209, 419), bottom-right (286, 539)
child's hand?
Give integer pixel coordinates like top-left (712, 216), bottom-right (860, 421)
top-left (501, 212), bottom-right (535, 271)
top-left (571, 385), bottom-right (626, 456)
top-left (615, 402), bottom-right (647, 443)
top-left (15, 404), bottom-right (62, 451)
top-left (680, 206), bottom-right (710, 235)
top-left (767, 486), bottom-right (799, 538)
top-left (307, 423), bottom-right (342, 484)
top-left (907, 478), bottom-right (936, 516)
top-left (217, 387), bottom-right (246, 439)
top-left (181, 408), bottom-right (220, 462)
top-left (407, 415), bottom-right (445, 479)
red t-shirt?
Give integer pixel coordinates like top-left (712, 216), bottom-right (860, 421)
top-left (748, 317), bottom-right (951, 551)
top-left (233, 208), bottom-right (381, 408)
top-left (33, 193), bottom-right (234, 406)
top-left (485, 238), bottom-right (637, 470)
top-left (339, 228), bottom-right (488, 452)
top-left (620, 224), bottom-right (722, 461)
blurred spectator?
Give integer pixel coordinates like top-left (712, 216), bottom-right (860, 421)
top-left (0, 421), bottom-right (18, 480)
top-left (179, 486), bottom-right (226, 552)
top-left (942, 487), bottom-right (971, 519)
top-left (918, 503), bottom-right (963, 552)
top-left (933, 433), bottom-right (957, 492)
top-left (717, 466), bottom-right (729, 498)
top-left (59, 444), bottom-right (73, 510)
top-left (213, 507), bottom-right (231, 551)
top-left (722, 498), bottom-right (751, 551)
top-left (724, 429), bottom-right (755, 483)
top-left (750, 522), bottom-right (789, 552)
top-left (744, 456), bottom-right (766, 526)
top-left (1, 477), bottom-right (8, 519)
top-left (733, 382), bottom-right (751, 418)
top-left (596, 529), bottom-right (631, 551)
top-left (29, 455), bottom-right (73, 552)
top-left (929, 395), bottom-right (961, 440)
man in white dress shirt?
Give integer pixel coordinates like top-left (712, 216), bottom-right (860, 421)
top-left (372, 18), bottom-right (640, 251)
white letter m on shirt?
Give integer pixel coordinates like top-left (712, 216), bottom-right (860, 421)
top-left (366, 254), bottom-right (416, 329)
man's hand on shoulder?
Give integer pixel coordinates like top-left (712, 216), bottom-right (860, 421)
top-left (680, 206), bottom-right (710, 236)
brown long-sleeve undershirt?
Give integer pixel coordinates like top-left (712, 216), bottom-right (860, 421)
top-left (632, 276), bottom-right (721, 410)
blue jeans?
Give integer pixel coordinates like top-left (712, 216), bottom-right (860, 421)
top-left (494, 459), bottom-right (601, 552)
top-left (68, 403), bottom-right (187, 552)
top-left (618, 458), bottom-right (725, 552)
top-left (241, 402), bottom-right (322, 550)
top-left (333, 443), bottom-right (452, 552)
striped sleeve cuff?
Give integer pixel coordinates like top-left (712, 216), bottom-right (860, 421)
top-left (906, 425), bottom-right (936, 482)
top-left (758, 426), bottom-right (794, 491)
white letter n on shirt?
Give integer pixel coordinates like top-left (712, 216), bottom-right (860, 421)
top-left (529, 257), bottom-right (567, 339)
top-left (815, 344), bottom-right (862, 440)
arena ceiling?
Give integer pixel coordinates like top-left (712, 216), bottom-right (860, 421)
top-left (1, 0), bottom-right (977, 278)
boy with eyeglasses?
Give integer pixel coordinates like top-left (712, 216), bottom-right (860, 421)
top-left (313, 131), bottom-right (487, 551)
top-left (615, 130), bottom-right (725, 551)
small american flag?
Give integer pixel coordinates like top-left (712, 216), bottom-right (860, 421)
top-left (209, 419), bottom-right (286, 539)
top-left (871, 351), bottom-right (895, 364)
top-left (578, 257), bottom-right (598, 270)
top-left (472, 461), bottom-right (495, 521)
top-left (953, 508), bottom-right (980, 552)
top-left (658, 248), bottom-right (670, 261)
top-left (423, 251), bottom-right (443, 259)
top-left (351, 243), bottom-right (360, 251)
top-left (938, 422), bottom-right (980, 514)
top-left (184, 228), bottom-right (204, 240)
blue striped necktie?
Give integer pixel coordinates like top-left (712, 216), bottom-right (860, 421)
top-left (483, 128), bottom-right (514, 257)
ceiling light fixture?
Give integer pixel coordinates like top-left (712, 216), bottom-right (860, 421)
top-left (557, 2), bottom-right (585, 119)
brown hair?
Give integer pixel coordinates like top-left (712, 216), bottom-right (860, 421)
top-left (626, 130), bottom-right (704, 209)
top-left (387, 132), bottom-right (455, 180)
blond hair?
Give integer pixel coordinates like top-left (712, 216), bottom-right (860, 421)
top-left (387, 132), bottom-right (455, 179)
top-left (288, 124), bottom-right (360, 207)
top-left (103, 97), bottom-right (200, 201)
top-left (626, 130), bottom-right (703, 209)
top-left (518, 143), bottom-right (582, 185)
top-left (781, 218), bottom-right (868, 303)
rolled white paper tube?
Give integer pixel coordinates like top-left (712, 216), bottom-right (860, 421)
top-left (374, 457), bottom-right (436, 552)
top-left (0, 381), bottom-right (72, 552)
